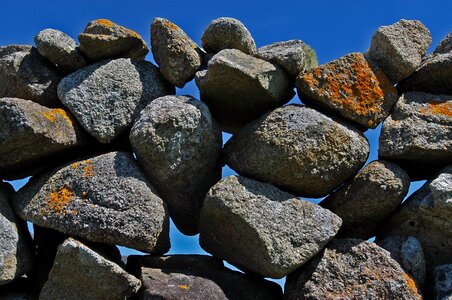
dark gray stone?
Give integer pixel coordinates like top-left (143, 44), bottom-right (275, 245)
top-left (0, 277), bottom-right (37, 299)
top-left (433, 265), bottom-right (452, 300)
top-left (434, 32), bottom-right (452, 54)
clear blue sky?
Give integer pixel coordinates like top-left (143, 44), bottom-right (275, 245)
top-left (2, 0), bottom-right (450, 286)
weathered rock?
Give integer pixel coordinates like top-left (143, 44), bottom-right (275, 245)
top-left (367, 19), bottom-right (432, 83)
top-left (0, 45), bottom-right (62, 107)
top-left (224, 105), bottom-right (369, 197)
top-left (78, 19), bottom-right (149, 62)
top-left (0, 182), bottom-right (33, 285)
top-left (12, 151), bottom-right (170, 253)
top-left (199, 176), bottom-right (342, 278)
top-left (0, 97), bottom-right (89, 180)
top-left (40, 238), bottom-right (141, 300)
top-left (58, 58), bottom-right (174, 143)
top-left (434, 32), bottom-right (452, 54)
top-left (285, 239), bottom-right (422, 300)
top-left (151, 18), bottom-right (203, 88)
top-left (34, 29), bottom-right (86, 73)
top-left (296, 52), bottom-right (398, 128)
top-left (433, 265), bottom-right (452, 300)
top-left (201, 17), bottom-right (257, 55)
top-left (256, 39), bottom-right (318, 78)
top-left (130, 95), bottom-right (222, 235)
top-left (126, 255), bottom-right (283, 300)
top-left (196, 49), bottom-right (294, 133)
top-left (321, 160), bottom-right (409, 239)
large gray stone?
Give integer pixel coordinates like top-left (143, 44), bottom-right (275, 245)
top-left (0, 45), bottom-right (62, 107)
top-left (40, 238), bottom-right (141, 300)
top-left (434, 32), bottom-right (452, 54)
top-left (199, 176), bottom-right (342, 278)
top-left (196, 49), bottom-right (294, 133)
top-left (433, 265), bottom-right (452, 300)
top-left (285, 239), bottom-right (422, 300)
top-left (12, 151), bottom-right (170, 253)
top-left (224, 105), bottom-right (369, 197)
top-left (130, 95), bottom-right (222, 235)
top-left (367, 19), bottom-right (432, 83)
top-left (58, 58), bottom-right (174, 143)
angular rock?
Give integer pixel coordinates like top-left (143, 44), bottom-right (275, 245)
top-left (199, 176), bottom-right (342, 278)
top-left (434, 32), bottom-right (452, 54)
top-left (127, 255), bottom-right (283, 300)
top-left (78, 19), bottom-right (149, 62)
top-left (256, 39), bottom-right (318, 78)
top-left (224, 105), bottom-right (369, 197)
top-left (285, 239), bottom-right (422, 300)
top-left (201, 17), bottom-right (257, 55)
top-left (367, 19), bottom-right (432, 83)
top-left (58, 58), bottom-right (174, 143)
top-left (0, 182), bottom-right (33, 285)
top-left (40, 238), bottom-right (141, 300)
top-left (196, 49), bottom-right (294, 133)
top-left (151, 18), bottom-right (203, 88)
top-left (34, 28), bottom-right (86, 73)
top-left (321, 160), bottom-right (409, 239)
top-left (130, 95), bottom-right (222, 235)
top-left (12, 151), bottom-right (170, 253)
top-left (433, 265), bottom-right (452, 300)
top-left (0, 45), bottom-right (62, 106)
top-left (296, 52), bottom-right (398, 128)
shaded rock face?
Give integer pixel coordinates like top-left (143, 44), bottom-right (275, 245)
top-left (12, 151), bottom-right (170, 253)
top-left (0, 45), bottom-right (62, 107)
top-left (296, 52), bottom-right (398, 129)
top-left (433, 265), bottom-right (452, 300)
top-left (321, 160), bottom-right (410, 239)
top-left (130, 95), bottom-right (222, 235)
top-left (434, 32), bottom-right (452, 54)
top-left (0, 277), bottom-right (37, 299)
top-left (224, 105), bottom-right (369, 197)
top-left (285, 239), bottom-right (422, 300)
top-left (199, 176), bottom-right (342, 278)
top-left (40, 238), bottom-right (141, 300)
top-left (57, 58), bottom-right (174, 143)
top-left (196, 49), bottom-right (293, 133)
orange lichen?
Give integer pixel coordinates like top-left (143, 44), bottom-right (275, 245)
top-left (96, 19), bottom-right (114, 27)
top-left (420, 101), bottom-right (452, 117)
top-left (70, 162), bottom-right (81, 169)
top-left (162, 19), bottom-right (180, 31)
top-left (127, 28), bottom-right (141, 39)
top-left (402, 273), bottom-right (419, 295)
top-left (42, 108), bottom-right (73, 126)
top-left (48, 186), bottom-right (75, 216)
top-left (178, 285), bottom-right (190, 290)
top-left (84, 164), bottom-right (94, 177)
top-left (70, 159), bottom-right (95, 177)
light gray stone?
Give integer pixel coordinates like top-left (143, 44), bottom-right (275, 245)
top-left (433, 265), bottom-right (452, 300)
top-left (434, 32), bottom-right (452, 54)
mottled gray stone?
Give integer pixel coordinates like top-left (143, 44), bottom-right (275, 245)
top-left (12, 151), bottom-right (170, 253)
top-left (0, 45), bottom-right (61, 107)
top-left (40, 238), bottom-right (141, 300)
top-left (224, 105), bottom-right (369, 197)
top-left (433, 265), bottom-right (452, 300)
top-left (199, 176), bottom-right (342, 278)
top-left (130, 95), bottom-right (222, 235)
top-left (34, 29), bottom-right (86, 73)
top-left (285, 239), bottom-right (422, 300)
top-left (58, 58), bottom-right (174, 143)
top-left (434, 33), bottom-right (452, 54)
top-left (201, 17), bottom-right (257, 55)
top-left (367, 19), bottom-right (432, 83)
top-left (196, 49), bottom-right (293, 133)
top-left (321, 160), bottom-right (409, 239)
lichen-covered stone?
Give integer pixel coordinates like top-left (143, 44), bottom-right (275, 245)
top-left (12, 151), bottom-right (170, 253)
top-left (285, 239), bottom-right (422, 300)
top-left (367, 19), bottom-right (432, 83)
top-left (0, 45), bottom-right (61, 107)
top-left (433, 265), bottom-right (452, 300)
top-left (296, 52), bottom-right (398, 128)
top-left (434, 32), bottom-right (452, 54)
top-left (224, 105), bottom-right (369, 197)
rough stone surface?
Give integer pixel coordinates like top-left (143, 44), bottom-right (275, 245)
top-left (0, 182), bottom-right (33, 285)
top-left (0, 97), bottom-right (89, 180)
top-left (199, 176), bottom-right (342, 278)
top-left (12, 151), bottom-right (170, 253)
top-left (367, 19), bottom-right (432, 83)
top-left (151, 18), bottom-right (203, 88)
top-left (78, 19), bottom-right (149, 62)
top-left (40, 238), bottom-right (141, 300)
top-left (256, 39), bottom-right (318, 78)
top-left (126, 255), bottom-right (283, 300)
top-left (296, 52), bottom-right (398, 128)
top-left (34, 29), bottom-right (86, 73)
top-left (130, 95), bottom-right (222, 235)
top-left (58, 58), bottom-right (174, 143)
top-left (433, 265), bottom-right (452, 300)
top-left (201, 17), bottom-right (257, 55)
top-left (434, 32), bottom-right (452, 54)
top-left (224, 105), bottom-right (369, 197)
top-left (321, 160), bottom-right (409, 239)
top-left (0, 45), bottom-right (62, 107)
top-left (196, 49), bottom-right (294, 133)
top-left (285, 239), bottom-right (422, 300)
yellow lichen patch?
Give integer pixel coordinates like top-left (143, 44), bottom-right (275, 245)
top-left (178, 285), bottom-right (190, 290)
top-left (96, 19), bottom-right (114, 27)
top-left (70, 162), bottom-right (81, 169)
top-left (127, 28), bottom-right (141, 39)
top-left (162, 19), bottom-right (180, 31)
top-left (420, 101), bottom-right (452, 117)
top-left (70, 159), bottom-right (95, 177)
top-left (42, 108), bottom-right (73, 126)
top-left (48, 186), bottom-right (75, 216)
top-left (84, 164), bottom-right (94, 177)
top-left (402, 273), bottom-right (419, 295)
